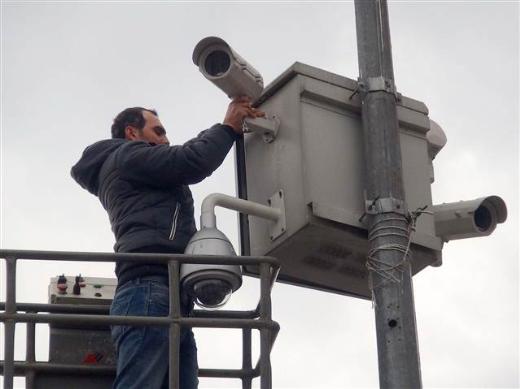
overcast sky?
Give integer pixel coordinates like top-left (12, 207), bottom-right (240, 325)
top-left (1, 1), bottom-right (518, 388)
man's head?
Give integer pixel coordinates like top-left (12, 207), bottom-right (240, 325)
top-left (111, 107), bottom-right (169, 145)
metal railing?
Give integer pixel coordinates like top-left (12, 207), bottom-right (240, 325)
top-left (0, 249), bottom-right (280, 389)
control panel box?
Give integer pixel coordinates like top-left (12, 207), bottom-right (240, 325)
top-left (49, 275), bottom-right (116, 305)
top-left (34, 276), bottom-right (118, 389)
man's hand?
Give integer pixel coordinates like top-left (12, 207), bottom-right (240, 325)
top-left (223, 96), bottom-right (265, 134)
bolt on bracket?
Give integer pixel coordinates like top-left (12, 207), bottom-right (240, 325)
top-left (243, 115), bottom-right (280, 143)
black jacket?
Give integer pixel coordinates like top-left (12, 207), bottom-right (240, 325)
top-left (71, 124), bottom-right (238, 283)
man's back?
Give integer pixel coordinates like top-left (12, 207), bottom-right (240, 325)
top-left (71, 101), bottom-right (262, 389)
top-left (71, 124), bottom-right (238, 282)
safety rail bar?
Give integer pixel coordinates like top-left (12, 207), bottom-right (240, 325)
top-left (0, 249), bottom-right (280, 389)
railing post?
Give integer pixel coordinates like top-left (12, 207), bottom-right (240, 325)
top-left (241, 328), bottom-right (252, 389)
top-left (259, 263), bottom-right (272, 389)
top-left (25, 317), bottom-right (36, 389)
top-left (4, 257), bottom-right (17, 389)
top-left (168, 261), bottom-right (181, 389)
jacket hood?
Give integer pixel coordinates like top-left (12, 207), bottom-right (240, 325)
top-left (71, 139), bottom-right (126, 195)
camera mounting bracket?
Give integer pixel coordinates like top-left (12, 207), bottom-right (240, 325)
top-left (243, 115), bottom-right (280, 143)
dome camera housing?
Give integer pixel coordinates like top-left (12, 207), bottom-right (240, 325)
top-left (181, 227), bottom-right (242, 309)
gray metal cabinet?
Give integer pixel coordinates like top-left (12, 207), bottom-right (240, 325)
top-left (242, 63), bottom-right (442, 299)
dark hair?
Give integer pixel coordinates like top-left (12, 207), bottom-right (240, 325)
top-left (111, 107), bottom-right (158, 139)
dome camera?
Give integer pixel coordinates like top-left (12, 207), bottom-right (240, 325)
top-left (181, 227), bottom-right (242, 309)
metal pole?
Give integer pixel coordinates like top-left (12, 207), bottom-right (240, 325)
top-left (168, 261), bottom-right (181, 389)
top-left (235, 138), bottom-right (252, 256)
top-left (354, 1), bottom-right (422, 388)
top-left (4, 257), bottom-right (17, 389)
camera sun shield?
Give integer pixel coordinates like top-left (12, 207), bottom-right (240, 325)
top-left (193, 36), bottom-right (264, 100)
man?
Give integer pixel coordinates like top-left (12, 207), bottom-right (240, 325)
top-left (71, 97), bottom-right (262, 389)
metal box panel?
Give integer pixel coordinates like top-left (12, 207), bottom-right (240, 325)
top-left (300, 92), bottom-right (365, 228)
top-left (34, 276), bottom-right (117, 389)
top-left (264, 218), bottom-right (439, 299)
top-left (242, 63), bottom-right (442, 297)
top-left (245, 76), bottom-right (308, 255)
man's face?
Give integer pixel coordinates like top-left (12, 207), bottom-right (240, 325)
top-left (125, 110), bottom-right (170, 145)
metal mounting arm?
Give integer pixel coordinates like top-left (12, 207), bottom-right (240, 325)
top-left (201, 192), bottom-right (286, 240)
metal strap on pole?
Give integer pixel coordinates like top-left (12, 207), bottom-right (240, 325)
top-left (354, 1), bottom-right (422, 388)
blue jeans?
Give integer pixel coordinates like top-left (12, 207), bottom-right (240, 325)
top-left (110, 277), bottom-right (198, 389)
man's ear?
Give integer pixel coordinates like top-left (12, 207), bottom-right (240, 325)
top-left (125, 126), bottom-right (140, 141)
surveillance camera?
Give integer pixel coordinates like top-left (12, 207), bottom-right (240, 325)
top-left (181, 227), bottom-right (242, 309)
top-left (432, 196), bottom-right (507, 242)
top-left (192, 36), bottom-right (264, 100)
top-left (182, 268), bottom-right (238, 309)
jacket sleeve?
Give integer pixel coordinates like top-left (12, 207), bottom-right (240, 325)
top-left (117, 124), bottom-right (239, 187)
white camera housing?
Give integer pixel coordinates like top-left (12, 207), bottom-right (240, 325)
top-left (181, 227), bottom-right (242, 309)
top-left (432, 196), bottom-right (507, 242)
top-left (192, 36), bottom-right (264, 100)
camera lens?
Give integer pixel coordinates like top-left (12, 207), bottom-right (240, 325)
top-left (204, 50), bottom-right (231, 77)
top-left (474, 205), bottom-right (493, 232)
top-left (193, 279), bottom-right (232, 309)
